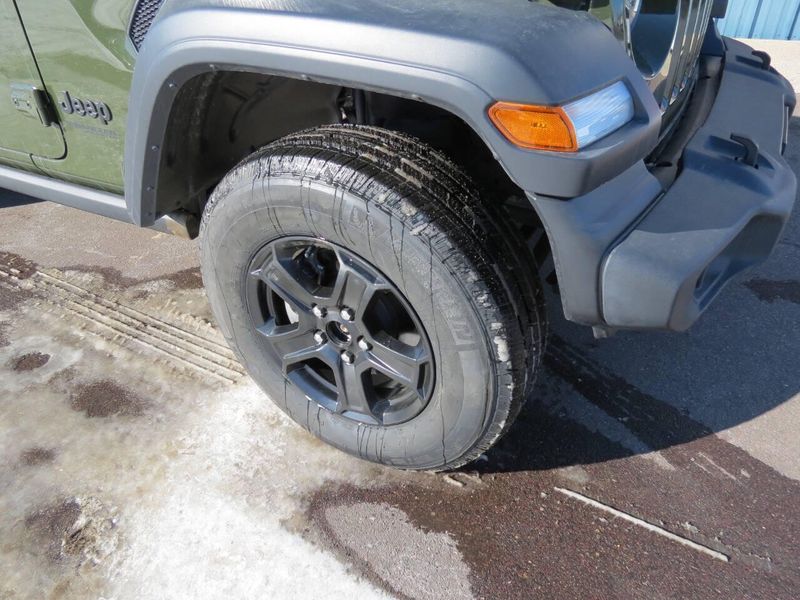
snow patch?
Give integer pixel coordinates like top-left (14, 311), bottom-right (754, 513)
top-left (399, 200), bottom-right (418, 217)
top-left (493, 335), bottom-right (510, 362)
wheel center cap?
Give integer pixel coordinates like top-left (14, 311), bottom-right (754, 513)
top-left (326, 321), bottom-right (353, 348)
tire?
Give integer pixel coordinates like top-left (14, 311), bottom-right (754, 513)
top-left (200, 124), bottom-right (547, 470)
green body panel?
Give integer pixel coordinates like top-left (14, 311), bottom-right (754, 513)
top-left (0, 0), bottom-right (66, 161)
top-left (15, 0), bottom-right (137, 193)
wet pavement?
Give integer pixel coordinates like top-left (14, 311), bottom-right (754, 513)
top-left (1, 100), bottom-right (799, 600)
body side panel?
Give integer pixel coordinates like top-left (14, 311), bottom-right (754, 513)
top-left (0, 0), bottom-right (65, 160)
top-left (16, 0), bottom-right (137, 193)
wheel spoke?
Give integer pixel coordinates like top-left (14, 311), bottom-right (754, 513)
top-left (329, 258), bottom-right (390, 318)
top-left (254, 255), bottom-right (316, 312)
top-left (330, 267), bottom-right (366, 309)
top-left (366, 334), bottom-right (429, 392)
top-left (257, 320), bottom-right (319, 371)
top-left (331, 357), bottom-right (377, 423)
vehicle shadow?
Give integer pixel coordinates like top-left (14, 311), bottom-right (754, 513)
top-left (0, 188), bottom-right (43, 209)
top-left (479, 116), bottom-right (800, 474)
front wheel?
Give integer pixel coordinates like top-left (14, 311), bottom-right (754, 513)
top-left (200, 125), bottom-right (546, 470)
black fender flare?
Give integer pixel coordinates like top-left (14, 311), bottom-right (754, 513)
top-left (124, 0), bottom-right (661, 226)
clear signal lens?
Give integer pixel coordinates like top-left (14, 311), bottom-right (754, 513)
top-left (562, 81), bottom-right (635, 150)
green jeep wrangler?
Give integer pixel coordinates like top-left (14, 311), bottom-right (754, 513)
top-left (0, 0), bottom-right (795, 470)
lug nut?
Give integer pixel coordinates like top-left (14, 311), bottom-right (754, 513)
top-left (357, 337), bottom-right (372, 352)
top-left (312, 304), bottom-right (327, 318)
top-left (340, 307), bottom-right (355, 321)
top-left (313, 330), bottom-right (327, 345)
top-left (341, 351), bottom-right (355, 365)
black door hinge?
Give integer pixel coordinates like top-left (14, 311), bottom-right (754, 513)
top-left (10, 83), bottom-right (58, 127)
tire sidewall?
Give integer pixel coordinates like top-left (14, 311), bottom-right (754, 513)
top-left (202, 172), bottom-right (504, 469)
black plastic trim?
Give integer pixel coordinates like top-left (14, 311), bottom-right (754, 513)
top-left (529, 37), bottom-right (797, 331)
top-left (124, 1), bottom-right (663, 226)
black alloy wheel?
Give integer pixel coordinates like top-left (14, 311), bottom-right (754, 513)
top-left (246, 237), bottom-right (435, 426)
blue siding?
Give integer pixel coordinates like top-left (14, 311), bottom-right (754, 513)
top-left (717, 0), bottom-right (800, 40)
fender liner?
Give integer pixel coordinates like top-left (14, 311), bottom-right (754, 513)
top-left (124, 0), bottom-right (662, 226)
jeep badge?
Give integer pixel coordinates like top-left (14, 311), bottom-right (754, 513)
top-left (58, 91), bottom-right (113, 125)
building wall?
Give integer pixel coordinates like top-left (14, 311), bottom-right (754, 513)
top-left (716, 0), bottom-right (800, 40)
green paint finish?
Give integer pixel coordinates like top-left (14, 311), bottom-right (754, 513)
top-left (16, 0), bottom-right (137, 191)
top-left (0, 0), bottom-right (66, 159)
top-left (0, 146), bottom-right (44, 173)
top-left (587, 0), bottom-right (613, 24)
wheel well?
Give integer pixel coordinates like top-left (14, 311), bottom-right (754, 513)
top-left (157, 72), bottom-right (516, 215)
top-left (156, 70), bottom-right (554, 284)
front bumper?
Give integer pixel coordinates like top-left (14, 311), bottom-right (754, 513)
top-left (530, 38), bottom-right (797, 332)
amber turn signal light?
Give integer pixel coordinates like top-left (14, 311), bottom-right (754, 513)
top-left (488, 102), bottom-right (578, 152)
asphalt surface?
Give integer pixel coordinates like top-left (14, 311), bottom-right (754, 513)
top-left (2, 57), bottom-right (800, 600)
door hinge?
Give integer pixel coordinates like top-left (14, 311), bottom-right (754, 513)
top-left (11, 83), bottom-right (57, 127)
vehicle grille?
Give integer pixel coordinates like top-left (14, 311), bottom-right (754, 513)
top-left (639, 0), bottom-right (717, 112)
top-left (129, 0), bottom-right (165, 51)
top-left (667, 0), bottom-right (716, 108)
